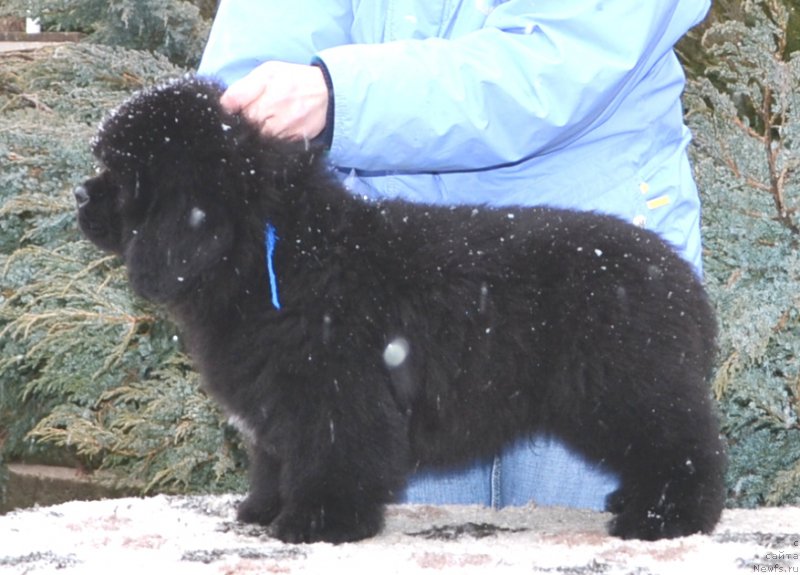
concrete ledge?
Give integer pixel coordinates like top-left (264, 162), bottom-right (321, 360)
top-left (0, 33), bottom-right (82, 54)
top-left (1, 495), bottom-right (798, 573)
top-left (0, 464), bottom-right (129, 514)
top-left (0, 32), bottom-right (82, 42)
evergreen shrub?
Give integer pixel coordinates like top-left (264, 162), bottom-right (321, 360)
top-left (686, 0), bottom-right (800, 506)
top-left (0, 0), bottom-right (210, 67)
top-left (0, 45), bottom-right (247, 498)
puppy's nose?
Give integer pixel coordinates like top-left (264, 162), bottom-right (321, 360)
top-left (73, 185), bottom-right (90, 208)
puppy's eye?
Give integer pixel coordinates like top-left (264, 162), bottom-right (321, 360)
top-left (118, 188), bottom-right (140, 210)
top-left (116, 182), bottom-right (150, 218)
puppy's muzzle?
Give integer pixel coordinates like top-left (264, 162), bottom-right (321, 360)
top-left (73, 185), bottom-right (90, 208)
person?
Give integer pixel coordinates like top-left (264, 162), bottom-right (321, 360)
top-left (197, 0), bottom-right (712, 511)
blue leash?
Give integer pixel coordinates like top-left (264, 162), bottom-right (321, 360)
top-left (265, 222), bottom-right (281, 310)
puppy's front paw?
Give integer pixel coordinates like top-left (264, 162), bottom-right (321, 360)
top-left (270, 503), bottom-right (383, 544)
top-left (237, 493), bottom-right (280, 526)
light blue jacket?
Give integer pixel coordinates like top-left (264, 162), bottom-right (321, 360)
top-left (199, 0), bottom-right (711, 272)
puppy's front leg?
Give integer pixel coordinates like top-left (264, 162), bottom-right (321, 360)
top-left (270, 489), bottom-right (386, 544)
top-left (237, 447), bottom-right (282, 526)
top-left (266, 370), bottom-right (408, 544)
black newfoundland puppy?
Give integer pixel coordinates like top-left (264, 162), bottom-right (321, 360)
top-left (75, 77), bottom-right (726, 543)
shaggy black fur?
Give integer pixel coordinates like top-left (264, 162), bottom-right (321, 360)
top-left (75, 77), bottom-right (726, 543)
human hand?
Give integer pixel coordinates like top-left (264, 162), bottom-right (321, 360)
top-left (220, 61), bottom-right (329, 141)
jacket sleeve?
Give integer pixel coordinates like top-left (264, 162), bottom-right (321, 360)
top-left (318, 0), bottom-right (710, 172)
top-left (197, 0), bottom-right (353, 86)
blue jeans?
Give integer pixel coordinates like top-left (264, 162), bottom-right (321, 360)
top-left (398, 435), bottom-right (618, 510)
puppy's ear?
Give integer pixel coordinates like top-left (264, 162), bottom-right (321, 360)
top-left (125, 199), bottom-right (233, 304)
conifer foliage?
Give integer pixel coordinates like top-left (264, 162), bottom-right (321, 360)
top-left (685, 0), bottom-right (800, 506)
top-left (0, 0), bottom-right (209, 66)
top-left (0, 45), bottom-right (247, 497)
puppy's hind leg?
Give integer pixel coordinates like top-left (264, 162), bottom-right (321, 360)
top-left (603, 398), bottom-right (727, 540)
top-left (607, 441), bottom-right (726, 539)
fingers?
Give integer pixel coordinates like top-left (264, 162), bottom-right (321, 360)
top-left (220, 75), bottom-right (265, 114)
top-left (220, 61), bottom-right (329, 141)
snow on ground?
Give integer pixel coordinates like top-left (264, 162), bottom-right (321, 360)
top-left (1, 495), bottom-right (799, 573)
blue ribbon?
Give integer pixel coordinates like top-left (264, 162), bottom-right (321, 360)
top-left (265, 222), bottom-right (281, 310)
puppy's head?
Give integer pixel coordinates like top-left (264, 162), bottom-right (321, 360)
top-left (75, 78), bottom-right (246, 303)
